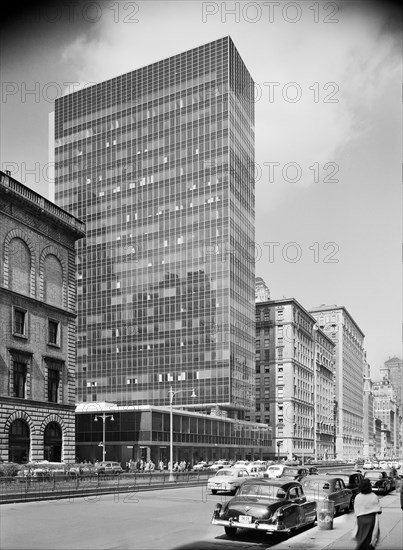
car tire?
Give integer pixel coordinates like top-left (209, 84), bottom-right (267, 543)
top-left (224, 527), bottom-right (237, 537)
top-left (211, 489), bottom-right (217, 495)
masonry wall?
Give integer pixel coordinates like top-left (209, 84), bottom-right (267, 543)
top-left (0, 179), bottom-right (84, 463)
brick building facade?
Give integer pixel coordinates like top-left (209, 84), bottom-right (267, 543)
top-left (0, 170), bottom-right (84, 463)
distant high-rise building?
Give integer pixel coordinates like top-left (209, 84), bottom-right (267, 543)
top-left (255, 277), bottom-right (270, 302)
top-left (310, 305), bottom-right (365, 461)
top-left (54, 37), bottom-right (255, 416)
top-left (380, 357), bottom-right (403, 411)
top-left (373, 379), bottom-right (397, 458)
top-left (379, 356), bottom-right (402, 456)
top-left (363, 360), bottom-right (375, 458)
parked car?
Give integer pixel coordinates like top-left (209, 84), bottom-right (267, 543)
top-left (210, 461), bottom-right (231, 472)
top-left (363, 470), bottom-right (394, 494)
top-left (247, 464), bottom-right (267, 477)
top-left (325, 471), bottom-right (364, 507)
top-left (67, 463), bottom-right (97, 478)
top-left (207, 468), bottom-right (250, 495)
top-left (300, 475), bottom-right (353, 515)
top-left (211, 478), bottom-right (317, 537)
top-left (264, 464), bottom-right (288, 479)
top-left (279, 466), bottom-right (309, 481)
top-left (193, 461), bottom-right (210, 471)
top-left (363, 461), bottom-right (373, 470)
top-left (94, 461), bottom-right (123, 475)
top-left (233, 461), bottom-right (250, 468)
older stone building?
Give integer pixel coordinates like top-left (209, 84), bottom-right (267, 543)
top-left (0, 170), bottom-right (84, 463)
top-left (249, 298), bottom-right (335, 461)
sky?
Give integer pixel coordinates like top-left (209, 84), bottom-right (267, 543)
top-left (1, 0), bottom-right (401, 380)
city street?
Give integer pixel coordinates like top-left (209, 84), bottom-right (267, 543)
top-left (1, 486), bottom-right (402, 550)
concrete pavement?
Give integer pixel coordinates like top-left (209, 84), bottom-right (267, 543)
top-left (272, 490), bottom-right (403, 550)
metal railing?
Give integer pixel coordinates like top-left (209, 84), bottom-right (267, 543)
top-left (0, 470), bottom-right (211, 503)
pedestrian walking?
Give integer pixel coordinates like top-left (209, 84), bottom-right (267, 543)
top-left (353, 478), bottom-right (382, 550)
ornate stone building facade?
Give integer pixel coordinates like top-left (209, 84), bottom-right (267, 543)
top-left (310, 305), bottom-right (365, 461)
top-left (249, 298), bottom-right (335, 461)
top-left (0, 170), bottom-right (84, 463)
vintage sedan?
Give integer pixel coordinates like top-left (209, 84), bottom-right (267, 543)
top-left (94, 461), bottom-right (124, 475)
top-left (325, 471), bottom-right (364, 506)
top-left (193, 461), bottom-right (210, 471)
top-left (207, 468), bottom-right (250, 495)
top-left (300, 475), bottom-right (353, 514)
top-left (212, 479), bottom-right (317, 537)
top-left (363, 470), bottom-right (393, 494)
top-left (279, 467), bottom-right (309, 481)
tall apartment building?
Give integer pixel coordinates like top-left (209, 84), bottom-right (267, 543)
top-left (310, 305), bottom-right (365, 460)
top-left (380, 356), bottom-right (403, 454)
top-left (54, 37), bottom-right (255, 416)
top-left (0, 170), bottom-right (85, 462)
top-left (250, 299), bottom-right (335, 461)
top-left (373, 378), bottom-right (397, 458)
top-left (363, 360), bottom-right (375, 458)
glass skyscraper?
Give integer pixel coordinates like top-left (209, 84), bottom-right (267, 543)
top-left (54, 36), bottom-right (255, 416)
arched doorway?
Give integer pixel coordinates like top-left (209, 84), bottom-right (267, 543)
top-left (9, 419), bottom-right (30, 463)
top-left (44, 422), bottom-right (62, 462)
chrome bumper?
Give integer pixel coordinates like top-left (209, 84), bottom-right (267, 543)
top-left (211, 517), bottom-right (280, 532)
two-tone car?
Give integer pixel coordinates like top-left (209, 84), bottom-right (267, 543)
top-left (94, 461), bottom-right (124, 475)
top-left (193, 461), bottom-right (210, 471)
top-left (325, 471), bottom-right (364, 507)
top-left (207, 467), bottom-right (250, 495)
top-left (300, 475), bottom-right (353, 515)
top-left (212, 479), bottom-right (317, 537)
top-left (363, 470), bottom-right (394, 494)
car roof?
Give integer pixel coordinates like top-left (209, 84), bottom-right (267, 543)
top-left (326, 471), bottom-right (362, 476)
top-left (242, 478), bottom-right (301, 489)
top-left (303, 475), bottom-right (339, 481)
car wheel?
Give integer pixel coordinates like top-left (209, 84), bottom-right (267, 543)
top-left (224, 527), bottom-right (237, 537)
top-left (211, 489), bottom-right (217, 495)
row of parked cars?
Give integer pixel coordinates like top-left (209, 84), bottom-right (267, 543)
top-left (208, 460), bottom-right (402, 539)
top-left (15, 461), bottom-right (124, 479)
top-left (210, 465), bottom-right (401, 538)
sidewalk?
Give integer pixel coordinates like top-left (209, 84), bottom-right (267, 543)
top-left (272, 491), bottom-right (402, 550)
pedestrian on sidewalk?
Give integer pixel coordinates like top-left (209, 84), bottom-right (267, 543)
top-left (353, 478), bottom-right (382, 550)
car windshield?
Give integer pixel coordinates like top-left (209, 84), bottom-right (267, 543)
top-left (216, 470), bottom-right (234, 477)
top-left (238, 484), bottom-right (288, 499)
top-left (365, 472), bottom-right (382, 479)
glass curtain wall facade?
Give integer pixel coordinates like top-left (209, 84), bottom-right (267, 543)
top-left (54, 37), bottom-right (255, 415)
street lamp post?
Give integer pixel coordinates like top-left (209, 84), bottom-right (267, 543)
top-left (277, 440), bottom-right (282, 463)
top-left (168, 386), bottom-right (196, 482)
top-left (94, 413), bottom-right (115, 462)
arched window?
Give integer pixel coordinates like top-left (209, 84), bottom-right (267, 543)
top-left (9, 238), bottom-right (30, 295)
top-left (43, 255), bottom-right (63, 306)
top-left (44, 422), bottom-right (62, 462)
top-left (9, 419), bottom-right (30, 463)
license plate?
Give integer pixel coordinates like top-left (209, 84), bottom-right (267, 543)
top-left (239, 515), bottom-right (252, 524)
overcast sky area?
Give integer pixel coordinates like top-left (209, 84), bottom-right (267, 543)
top-left (1, 0), bottom-right (401, 379)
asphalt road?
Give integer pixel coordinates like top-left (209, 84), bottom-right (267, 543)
top-left (0, 485), bottom-right (288, 550)
top-left (2, 483), bottom-right (400, 550)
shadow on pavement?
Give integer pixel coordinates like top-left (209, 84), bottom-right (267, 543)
top-left (170, 528), bottom-right (303, 549)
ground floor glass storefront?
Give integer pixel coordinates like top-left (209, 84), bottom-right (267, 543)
top-left (75, 404), bottom-right (271, 465)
